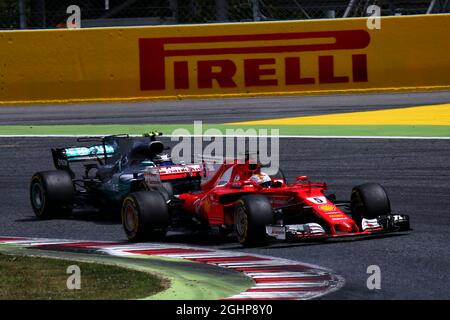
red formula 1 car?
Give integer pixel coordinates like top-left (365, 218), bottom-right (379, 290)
top-left (121, 158), bottom-right (410, 245)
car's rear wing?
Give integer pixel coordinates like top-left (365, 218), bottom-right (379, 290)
top-left (52, 145), bottom-right (116, 170)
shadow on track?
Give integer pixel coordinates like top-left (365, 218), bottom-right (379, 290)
top-left (15, 210), bottom-right (411, 249)
top-left (16, 210), bottom-right (121, 225)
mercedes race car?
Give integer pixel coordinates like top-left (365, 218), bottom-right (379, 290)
top-left (121, 157), bottom-right (411, 245)
top-left (29, 133), bottom-right (201, 219)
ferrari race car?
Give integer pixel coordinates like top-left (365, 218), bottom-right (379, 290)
top-left (121, 157), bottom-right (411, 245)
top-left (29, 133), bottom-right (201, 219)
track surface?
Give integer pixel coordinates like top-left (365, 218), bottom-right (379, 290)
top-left (1, 137), bottom-right (449, 299)
top-left (1, 91), bottom-right (449, 299)
top-left (1, 91), bottom-right (450, 125)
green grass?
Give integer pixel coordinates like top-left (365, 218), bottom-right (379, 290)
top-left (0, 124), bottom-right (449, 137)
top-left (0, 253), bottom-right (167, 300)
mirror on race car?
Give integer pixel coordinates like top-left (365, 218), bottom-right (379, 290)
top-left (296, 175), bottom-right (309, 182)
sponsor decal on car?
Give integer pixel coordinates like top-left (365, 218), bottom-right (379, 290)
top-left (307, 196), bottom-right (328, 204)
top-left (318, 204), bottom-right (337, 212)
top-left (328, 213), bottom-right (345, 218)
top-left (159, 164), bottom-right (202, 175)
top-left (64, 145), bottom-right (115, 161)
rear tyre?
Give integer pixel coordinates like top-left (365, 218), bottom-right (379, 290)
top-left (351, 183), bottom-right (391, 224)
top-left (121, 191), bottom-right (170, 242)
top-left (30, 171), bottom-right (74, 219)
top-left (234, 194), bottom-right (273, 246)
top-left (155, 182), bottom-right (174, 201)
top-left (140, 182), bottom-right (174, 202)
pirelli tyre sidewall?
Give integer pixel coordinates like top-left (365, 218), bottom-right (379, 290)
top-left (139, 181), bottom-right (148, 191)
top-left (137, 181), bottom-right (174, 202)
top-left (148, 182), bottom-right (174, 202)
top-left (29, 170), bottom-right (74, 219)
top-left (351, 183), bottom-right (391, 224)
top-left (121, 191), bottom-right (169, 242)
top-left (234, 194), bottom-right (273, 246)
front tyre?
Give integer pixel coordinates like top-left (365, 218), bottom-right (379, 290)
top-left (234, 194), bottom-right (273, 246)
top-left (351, 183), bottom-right (391, 225)
top-left (30, 171), bottom-right (74, 219)
top-left (122, 191), bottom-right (169, 242)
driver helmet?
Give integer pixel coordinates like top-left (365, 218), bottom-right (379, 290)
top-left (249, 172), bottom-right (272, 188)
top-left (153, 153), bottom-right (172, 165)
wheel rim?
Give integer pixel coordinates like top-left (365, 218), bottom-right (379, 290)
top-left (31, 182), bottom-right (44, 211)
top-left (123, 201), bottom-right (138, 235)
top-left (235, 205), bottom-right (248, 240)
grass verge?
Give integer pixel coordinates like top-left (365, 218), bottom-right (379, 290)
top-left (0, 124), bottom-right (449, 137)
top-left (0, 253), bottom-right (167, 300)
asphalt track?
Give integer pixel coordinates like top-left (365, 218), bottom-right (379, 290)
top-left (0, 91), bottom-right (449, 299)
top-left (0, 136), bottom-right (449, 299)
top-left (1, 91), bottom-right (450, 125)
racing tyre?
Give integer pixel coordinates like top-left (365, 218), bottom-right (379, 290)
top-left (234, 194), bottom-right (273, 246)
top-left (30, 171), bottom-right (74, 219)
top-left (351, 183), bottom-right (391, 223)
top-left (139, 182), bottom-right (174, 202)
top-left (153, 182), bottom-right (174, 202)
top-left (122, 191), bottom-right (170, 242)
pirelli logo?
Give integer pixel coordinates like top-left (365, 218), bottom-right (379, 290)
top-left (139, 30), bottom-right (370, 91)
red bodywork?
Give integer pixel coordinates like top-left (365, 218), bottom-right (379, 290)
top-left (176, 161), bottom-right (385, 239)
top-left (158, 164), bottom-right (202, 181)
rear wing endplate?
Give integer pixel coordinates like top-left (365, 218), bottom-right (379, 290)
top-left (52, 145), bottom-right (116, 170)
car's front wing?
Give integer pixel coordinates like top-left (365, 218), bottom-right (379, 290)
top-left (266, 214), bottom-right (410, 241)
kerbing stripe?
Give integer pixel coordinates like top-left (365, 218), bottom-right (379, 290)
top-left (0, 236), bottom-right (344, 300)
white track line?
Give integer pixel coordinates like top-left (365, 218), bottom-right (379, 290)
top-left (230, 292), bottom-right (317, 299)
top-left (160, 253), bottom-right (244, 259)
top-left (254, 282), bottom-right (328, 288)
top-left (246, 272), bottom-right (320, 278)
top-left (216, 261), bottom-right (296, 267)
top-left (0, 134), bottom-right (449, 140)
top-left (222, 263), bottom-right (307, 269)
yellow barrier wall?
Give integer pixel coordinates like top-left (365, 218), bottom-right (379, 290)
top-left (0, 14), bottom-right (449, 104)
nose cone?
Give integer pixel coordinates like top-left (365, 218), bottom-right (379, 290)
top-left (335, 221), bottom-right (354, 233)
